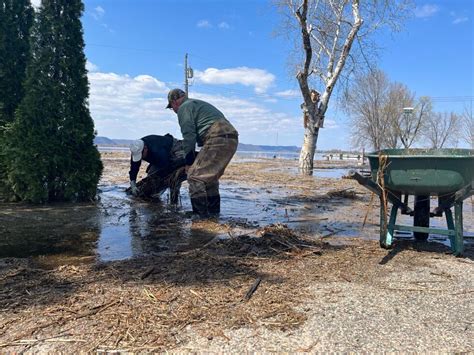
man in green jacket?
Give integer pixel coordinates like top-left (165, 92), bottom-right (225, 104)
top-left (166, 88), bottom-right (238, 217)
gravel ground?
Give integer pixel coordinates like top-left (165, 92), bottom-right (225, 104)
top-left (174, 241), bottom-right (474, 353)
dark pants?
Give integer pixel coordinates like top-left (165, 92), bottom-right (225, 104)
top-left (147, 139), bottom-right (185, 203)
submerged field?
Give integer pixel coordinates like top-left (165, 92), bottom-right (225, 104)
top-left (0, 152), bottom-right (473, 352)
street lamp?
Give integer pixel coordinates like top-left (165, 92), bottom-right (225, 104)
top-left (403, 107), bottom-right (414, 116)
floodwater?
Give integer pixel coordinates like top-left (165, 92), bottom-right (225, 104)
top-left (0, 181), bottom-right (299, 264)
top-left (0, 176), bottom-right (364, 265)
top-left (1, 164), bottom-right (472, 265)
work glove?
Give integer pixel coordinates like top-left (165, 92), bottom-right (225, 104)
top-left (130, 180), bottom-right (139, 196)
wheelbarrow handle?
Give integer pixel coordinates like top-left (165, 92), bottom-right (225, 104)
top-left (348, 170), bottom-right (412, 214)
top-left (454, 180), bottom-right (474, 203)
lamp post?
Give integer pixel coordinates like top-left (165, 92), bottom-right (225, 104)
top-left (401, 107), bottom-right (414, 146)
top-left (403, 106), bottom-right (428, 239)
top-left (403, 107), bottom-right (414, 118)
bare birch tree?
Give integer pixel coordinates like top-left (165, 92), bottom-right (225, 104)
top-left (391, 94), bottom-right (431, 149)
top-left (461, 104), bottom-right (473, 148)
top-left (274, 0), bottom-right (411, 174)
top-left (423, 112), bottom-right (461, 149)
top-left (343, 69), bottom-right (427, 151)
top-left (343, 69), bottom-right (392, 150)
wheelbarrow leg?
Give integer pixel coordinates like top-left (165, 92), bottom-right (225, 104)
top-left (453, 201), bottom-right (464, 257)
top-left (445, 207), bottom-right (455, 245)
top-left (380, 202), bottom-right (398, 249)
top-left (414, 195), bottom-right (430, 241)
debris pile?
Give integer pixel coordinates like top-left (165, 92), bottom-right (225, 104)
top-left (326, 188), bottom-right (358, 199)
top-left (211, 223), bottom-right (323, 257)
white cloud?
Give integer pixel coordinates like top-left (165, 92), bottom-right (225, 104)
top-left (197, 20), bottom-right (212, 28)
top-left (194, 67), bottom-right (276, 94)
top-left (452, 17), bottom-right (468, 25)
top-left (414, 4), bottom-right (439, 18)
top-left (86, 61), bottom-right (99, 72)
top-left (263, 98), bottom-right (278, 103)
top-left (275, 89), bottom-right (300, 98)
top-left (322, 119), bottom-right (338, 129)
top-left (86, 70), bottom-right (306, 142)
top-left (101, 23), bottom-right (115, 34)
top-left (190, 92), bottom-right (302, 140)
top-left (88, 72), bottom-right (176, 138)
top-left (218, 22), bottom-right (230, 29)
top-left (92, 6), bottom-right (105, 20)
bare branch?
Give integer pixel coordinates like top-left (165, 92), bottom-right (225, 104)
top-left (423, 111), bottom-right (462, 148)
top-left (461, 104), bottom-right (474, 148)
top-left (326, 2), bottom-right (345, 76)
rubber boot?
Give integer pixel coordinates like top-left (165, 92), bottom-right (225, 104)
top-left (208, 195), bottom-right (220, 216)
top-left (191, 196), bottom-right (208, 217)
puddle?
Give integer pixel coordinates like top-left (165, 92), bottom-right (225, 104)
top-left (1, 179), bottom-right (471, 264)
top-left (0, 182), bottom-right (290, 264)
top-left (282, 166), bottom-right (350, 179)
top-left (313, 168), bottom-right (349, 179)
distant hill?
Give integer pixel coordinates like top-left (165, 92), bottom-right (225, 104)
top-left (94, 136), bottom-right (301, 153)
top-left (94, 136), bottom-right (116, 145)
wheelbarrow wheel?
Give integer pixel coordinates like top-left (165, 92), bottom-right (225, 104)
top-left (414, 195), bottom-right (430, 241)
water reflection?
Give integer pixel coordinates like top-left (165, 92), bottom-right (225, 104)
top-left (97, 185), bottom-right (171, 261)
top-left (0, 201), bottom-right (101, 260)
top-left (0, 182), bottom-right (290, 263)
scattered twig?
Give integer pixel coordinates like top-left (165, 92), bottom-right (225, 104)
top-left (140, 267), bottom-right (155, 280)
top-left (361, 192), bottom-right (375, 229)
top-left (0, 334), bottom-right (86, 348)
top-left (297, 339), bottom-right (320, 352)
top-left (450, 289), bottom-right (474, 296)
top-left (189, 289), bottom-right (207, 303)
top-left (379, 287), bottom-right (446, 293)
top-left (77, 300), bottom-right (121, 319)
top-left (243, 278), bottom-right (262, 302)
top-left (286, 217), bottom-right (328, 223)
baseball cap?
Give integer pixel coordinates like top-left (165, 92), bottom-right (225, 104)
top-left (166, 88), bottom-right (186, 108)
top-left (130, 139), bottom-right (144, 162)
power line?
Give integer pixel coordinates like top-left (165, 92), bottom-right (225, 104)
top-left (430, 96), bottom-right (474, 102)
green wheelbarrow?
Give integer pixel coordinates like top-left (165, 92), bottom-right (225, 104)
top-left (350, 149), bottom-right (474, 256)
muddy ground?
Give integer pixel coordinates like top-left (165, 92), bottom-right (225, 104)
top-left (0, 151), bottom-right (473, 352)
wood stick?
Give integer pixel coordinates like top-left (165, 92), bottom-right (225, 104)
top-left (140, 267), bottom-right (155, 280)
top-left (243, 278), bottom-right (262, 301)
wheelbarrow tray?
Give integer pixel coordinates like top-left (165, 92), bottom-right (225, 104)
top-left (367, 149), bottom-right (474, 196)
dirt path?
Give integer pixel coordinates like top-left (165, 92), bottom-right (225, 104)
top-left (0, 152), bottom-right (473, 352)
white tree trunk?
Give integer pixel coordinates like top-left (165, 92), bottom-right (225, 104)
top-left (299, 122), bottom-right (320, 174)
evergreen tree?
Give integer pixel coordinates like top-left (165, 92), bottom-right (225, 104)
top-left (0, 0), bottom-right (33, 199)
top-left (0, 0), bottom-right (33, 125)
top-left (4, 0), bottom-right (102, 202)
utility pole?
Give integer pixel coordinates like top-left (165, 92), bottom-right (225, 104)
top-left (184, 53), bottom-right (193, 96)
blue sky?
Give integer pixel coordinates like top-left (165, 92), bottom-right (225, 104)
top-left (33, 0), bottom-right (473, 149)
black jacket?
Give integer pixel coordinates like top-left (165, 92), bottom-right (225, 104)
top-left (129, 134), bottom-right (174, 181)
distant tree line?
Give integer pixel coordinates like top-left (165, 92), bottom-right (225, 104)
top-left (343, 69), bottom-right (470, 151)
top-left (0, 0), bottom-right (102, 203)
